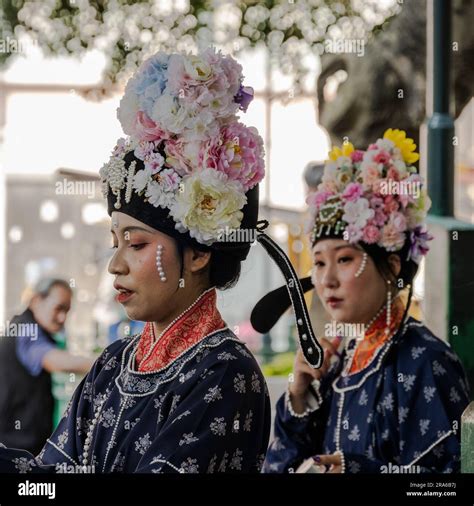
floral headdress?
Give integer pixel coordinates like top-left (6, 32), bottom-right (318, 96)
top-left (307, 129), bottom-right (433, 264)
top-left (99, 48), bottom-right (324, 369)
top-left (99, 48), bottom-right (264, 246)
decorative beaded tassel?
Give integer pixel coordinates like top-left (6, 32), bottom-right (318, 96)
top-left (386, 280), bottom-right (392, 332)
top-left (355, 252), bottom-right (368, 278)
top-left (156, 245), bottom-right (167, 282)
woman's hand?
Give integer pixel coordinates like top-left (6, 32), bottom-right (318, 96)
top-left (314, 453), bottom-right (343, 473)
top-left (289, 337), bottom-right (340, 397)
top-left (287, 337), bottom-right (340, 414)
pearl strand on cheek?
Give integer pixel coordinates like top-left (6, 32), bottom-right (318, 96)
top-left (354, 252), bottom-right (368, 278)
top-left (156, 244), bottom-right (167, 282)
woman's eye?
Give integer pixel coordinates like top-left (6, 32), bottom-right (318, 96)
top-left (130, 243), bottom-right (146, 250)
top-left (338, 256), bottom-right (353, 263)
top-left (314, 261), bottom-right (325, 268)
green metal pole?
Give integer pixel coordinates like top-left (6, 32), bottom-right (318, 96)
top-left (427, 0), bottom-right (454, 217)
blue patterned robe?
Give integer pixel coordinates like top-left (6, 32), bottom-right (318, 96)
top-left (0, 329), bottom-right (270, 473)
top-left (263, 319), bottom-right (470, 474)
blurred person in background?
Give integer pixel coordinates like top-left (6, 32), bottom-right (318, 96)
top-left (303, 161), bottom-right (325, 195)
top-left (0, 278), bottom-right (95, 454)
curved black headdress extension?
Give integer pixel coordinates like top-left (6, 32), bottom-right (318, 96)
top-left (251, 276), bottom-right (313, 334)
top-left (255, 220), bottom-right (323, 369)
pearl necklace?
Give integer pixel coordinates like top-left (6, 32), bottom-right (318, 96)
top-left (342, 301), bottom-right (388, 374)
top-left (81, 288), bottom-right (218, 470)
top-left (81, 396), bottom-right (107, 471)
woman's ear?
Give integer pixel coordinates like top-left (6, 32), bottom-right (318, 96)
top-left (187, 248), bottom-right (212, 274)
top-left (387, 254), bottom-right (402, 278)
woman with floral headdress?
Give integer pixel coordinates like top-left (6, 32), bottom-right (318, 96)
top-left (0, 49), bottom-right (320, 474)
top-left (256, 130), bottom-right (470, 474)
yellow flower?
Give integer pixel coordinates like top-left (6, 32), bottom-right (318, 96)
top-left (328, 142), bottom-right (354, 161)
top-left (383, 128), bottom-right (420, 164)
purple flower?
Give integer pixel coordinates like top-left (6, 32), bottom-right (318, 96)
top-left (234, 85), bottom-right (254, 112)
top-left (407, 226), bottom-right (433, 264)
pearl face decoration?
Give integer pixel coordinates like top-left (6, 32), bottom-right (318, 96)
top-left (355, 252), bottom-right (368, 278)
top-left (156, 244), bottom-right (167, 282)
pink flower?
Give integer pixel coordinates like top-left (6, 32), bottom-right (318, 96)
top-left (134, 111), bottom-right (170, 142)
top-left (345, 224), bottom-right (363, 243)
top-left (342, 182), bottom-right (363, 202)
top-left (379, 223), bottom-right (406, 252)
top-left (362, 224), bottom-right (381, 244)
top-left (164, 138), bottom-right (199, 176)
top-left (134, 141), bottom-right (156, 161)
top-left (398, 192), bottom-right (411, 209)
top-left (389, 212), bottom-right (407, 232)
top-left (386, 166), bottom-right (400, 181)
top-left (373, 150), bottom-right (391, 165)
top-left (200, 122), bottom-right (265, 191)
top-left (368, 143), bottom-right (378, 150)
top-left (371, 179), bottom-right (383, 194)
top-left (373, 209), bottom-right (387, 226)
top-left (383, 195), bottom-right (400, 214)
top-left (146, 152), bottom-right (165, 174)
top-left (166, 49), bottom-right (242, 120)
top-left (370, 196), bottom-right (384, 210)
top-left (369, 197), bottom-right (387, 226)
top-left (350, 150), bottom-right (364, 163)
top-left (306, 190), bottom-right (333, 209)
top-left (361, 165), bottom-right (380, 187)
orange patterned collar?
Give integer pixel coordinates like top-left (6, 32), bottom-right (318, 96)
top-left (135, 288), bottom-right (226, 373)
top-left (348, 296), bottom-right (405, 374)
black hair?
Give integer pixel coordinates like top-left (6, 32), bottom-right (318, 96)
top-left (361, 239), bottom-right (418, 288)
top-left (173, 236), bottom-right (242, 291)
top-left (361, 237), bottom-right (418, 324)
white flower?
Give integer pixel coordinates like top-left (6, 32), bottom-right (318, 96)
top-left (144, 151), bottom-right (165, 173)
top-left (182, 54), bottom-right (213, 82)
top-left (145, 182), bottom-right (170, 209)
top-left (151, 94), bottom-right (188, 134)
top-left (117, 89), bottom-right (139, 136)
top-left (342, 198), bottom-right (374, 229)
top-left (182, 109), bottom-right (219, 141)
top-left (158, 168), bottom-right (181, 192)
top-left (336, 155), bottom-right (352, 169)
top-left (170, 168), bottom-right (246, 245)
top-left (375, 138), bottom-right (395, 151)
top-left (393, 159), bottom-right (408, 178)
top-left (133, 167), bottom-right (152, 193)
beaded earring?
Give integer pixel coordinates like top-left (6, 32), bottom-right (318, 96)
top-left (386, 280), bottom-right (392, 331)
